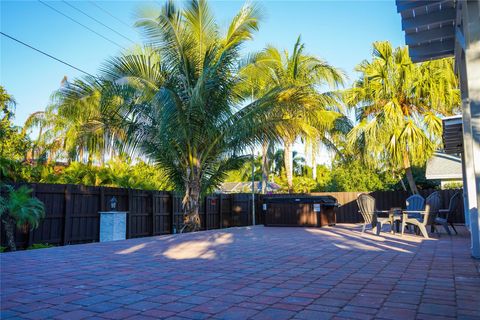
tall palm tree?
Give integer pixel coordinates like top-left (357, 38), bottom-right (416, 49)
top-left (26, 78), bottom-right (128, 164)
top-left (240, 37), bottom-right (345, 192)
top-left (344, 41), bottom-right (460, 193)
top-left (65, 0), bottom-right (303, 231)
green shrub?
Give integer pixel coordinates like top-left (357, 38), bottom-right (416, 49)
top-left (27, 243), bottom-right (54, 250)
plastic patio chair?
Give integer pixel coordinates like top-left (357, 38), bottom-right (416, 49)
top-left (402, 192), bottom-right (441, 239)
top-left (406, 194), bottom-right (425, 217)
top-left (357, 193), bottom-right (392, 236)
top-left (434, 192), bottom-right (461, 235)
top-left (404, 194), bottom-right (425, 232)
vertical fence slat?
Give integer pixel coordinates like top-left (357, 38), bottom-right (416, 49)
top-left (63, 185), bottom-right (72, 245)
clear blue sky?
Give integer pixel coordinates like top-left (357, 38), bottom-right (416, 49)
top-left (1, 0), bottom-right (405, 127)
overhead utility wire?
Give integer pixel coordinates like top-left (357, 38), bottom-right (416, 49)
top-left (62, 1), bottom-right (135, 45)
top-left (38, 0), bottom-right (124, 50)
top-left (88, 1), bottom-right (131, 29)
top-left (0, 31), bottom-right (96, 78)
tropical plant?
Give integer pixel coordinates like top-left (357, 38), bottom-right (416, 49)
top-left (344, 41), bottom-right (460, 194)
top-left (23, 76), bottom-right (128, 165)
top-left (0, 185), bottom-right (45, 251)
top-left (57, 0), bottom-right (304, 231)
top-left (239, 36), bottom-right (345, 192)
top-left (1, 87), bottom-right (31, 162)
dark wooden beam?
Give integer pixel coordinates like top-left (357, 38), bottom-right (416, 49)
top-left (402, 7), bottom-right (456, 31)
top-left (405, 25), bottom-right (455, 45)
top-left (396, 0), bottom-right (438, 13)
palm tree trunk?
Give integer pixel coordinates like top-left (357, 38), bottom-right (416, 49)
top-left (312, 151), bottom-right (317, 181)
top-left (284, 138), bottom-right (294, 193)
top-left (403, 151), bottom-right (418, 194)
top-left (181, 167), bottom-right (202, 232)
top-left (261, 140), bottom-right (269, 194)
top-left (2, 216), bottom-right (17, 251)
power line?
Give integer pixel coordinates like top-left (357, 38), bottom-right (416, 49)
top-left (38, 0), bottom-right (125, 50)
top-left (88, 1), bottom-right (131, 29)
top-left (1, 31), bottom-right (96, 78)
top-left (62, 1), bottom-right (136, 45)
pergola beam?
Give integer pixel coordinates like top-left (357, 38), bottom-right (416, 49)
top-left (402, 8), bottom-right (456, 31)
top-left (409, 38), bottom-right (455, 62)
top-left (396, 0), bottom-right (433, 13)
top-left (405, 25), bottom-right (455, 45)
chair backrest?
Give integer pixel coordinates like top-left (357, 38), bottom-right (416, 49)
top-left (406, 194), bottom-right (425, 211)
top-left (447, 192), bottom-right (462, 221)
top-left (357, 193), bottom-right (376, 224)
top-left (423, 192), bottom-right (441, 225)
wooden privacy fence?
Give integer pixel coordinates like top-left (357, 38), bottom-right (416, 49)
top-left (1, 184), bottom-right (263, 249)
top-left (310, 189), bottom-right (465, 224)
top-left (0, 183), bottom-right (464, 249)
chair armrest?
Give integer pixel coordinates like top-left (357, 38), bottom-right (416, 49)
top-left (403, 210), bottom-right (427, 215)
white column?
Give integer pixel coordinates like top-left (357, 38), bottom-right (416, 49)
top-left (460, 0), bottom-right (480, 259)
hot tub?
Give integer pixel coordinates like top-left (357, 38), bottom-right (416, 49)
top-left (263, 195), bottom-right (338, 227)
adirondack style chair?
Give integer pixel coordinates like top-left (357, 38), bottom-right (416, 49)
top-left (402, 192), bottom-right (441, 239)
top-left (434, 192), bottom-right (461, 235)
top-left (405, 194), bottom-right (425, 232)
top-left (357, 193), bottom-right (392, 236)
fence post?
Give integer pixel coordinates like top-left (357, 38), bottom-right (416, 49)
top-left (219, 193), bottom-right (223, 229)
top-left (63, 185), bottom-right (73, 245)
top-left (127, 189), bottom-right (132, 239)
top-left (99, 187), bottom-right (106, 212)
top-left (204, 196), bottom-right (208, 231)
top-left (170, 192), bottom-right (175, 234)
top-left (151, 191), bottom-right (156, 236)
top-left (27, 184), bottom-right (36, 247)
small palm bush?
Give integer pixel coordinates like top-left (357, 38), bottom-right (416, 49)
top-left (0, 185), bottom-right (45, 251)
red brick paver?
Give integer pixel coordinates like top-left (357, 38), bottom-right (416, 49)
top-left (1, 225), bottom-right (479, 319)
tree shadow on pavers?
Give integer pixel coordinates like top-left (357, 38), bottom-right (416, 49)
top-left (110, 228), bottom-right (247, 261)
top-left (297, 224), bottom-right (437, 254)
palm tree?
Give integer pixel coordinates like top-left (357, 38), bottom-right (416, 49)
top-left (344, 41), bottom-right (460, 193)
top-left (0, 185), bottom-right (45, 251)
top-left (240, 37), bottom-right (344, 192)
top-left (26, 78), bottom-right (128, 165)
top-left (62, 0), bottom-right (302, 231)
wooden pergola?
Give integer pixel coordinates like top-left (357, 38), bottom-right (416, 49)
top-left (396, 0), bottom-right (480, 258)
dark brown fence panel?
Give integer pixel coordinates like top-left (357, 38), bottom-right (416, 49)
top-left (231, 194), bottom-right (251, 226)
top-left (0, 182), bottom-right (466, 250)
top-left (220, 195), bottom-right (232, 227)
top-left (129, 189), bottom-right (152, 239)
top-left (205, 195), bottom-right (220, 230)
top-left (172, 194), bottom-right (183, 233)
top-left (65, 185), bottom-right (100, 244)
top-left (30, 184), bottom-right (65, 245)
top-left (153, 192), bottom-right (171, 235)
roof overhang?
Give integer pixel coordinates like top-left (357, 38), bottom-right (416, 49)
top-left (396, 0), bottom-right (457, 62)
top-left (442, 115), bottom-right (464, 154)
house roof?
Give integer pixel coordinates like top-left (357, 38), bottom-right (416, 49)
top-left (396, 0), bottom-right (457, 63)
top-left (218, 181), bottom-right (281, 193)
top-left (426, 152), bottom-right (462, 180)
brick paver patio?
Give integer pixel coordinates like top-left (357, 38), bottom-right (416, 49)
top-left (1, 225), bottom-right (479, 320)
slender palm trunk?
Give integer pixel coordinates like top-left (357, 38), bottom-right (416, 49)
top-left (284, 138), bottom-right (294, 193)
top-left (403, 151), bottom-right (418, 194)
top-left (181, 167), bottom-right (202, 232)
top-left (311, 151), bottom-right (317, 181)
top-left (2, 216), bottom-right (16, 251)
top-left (261, 140), bottom-right (269, 194)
